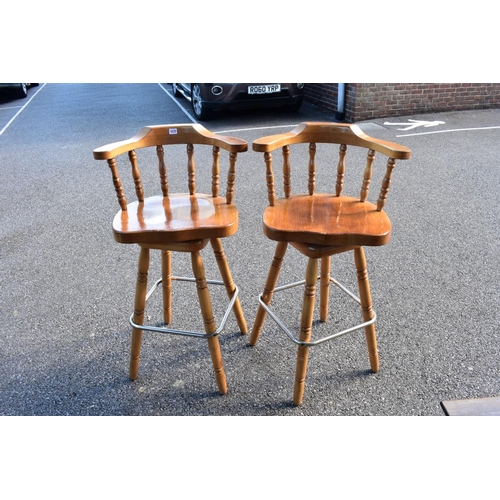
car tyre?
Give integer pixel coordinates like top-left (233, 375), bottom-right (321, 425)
top-left (16, 83), bottom-right (28, 99)
top-left (191, 84), bottom-right (212, 120)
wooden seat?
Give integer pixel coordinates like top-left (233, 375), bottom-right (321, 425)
top-left (250, 122), bottom-right (411, 405)
top-left (93, 124), bottom-right (248, 395)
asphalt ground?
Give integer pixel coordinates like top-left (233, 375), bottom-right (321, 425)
top-left (1, 83), bottom-right (499, 415)
top-left (1, 84), bottom-right (498, 495)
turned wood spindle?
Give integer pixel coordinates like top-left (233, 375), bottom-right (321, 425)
top-left (129, 246), bottom-right (150, 380)
top-left (360, 149), bottom-right (375, 202)
top-left (249, 241), bottom-right (288, 346)
top-left (226, 151), bottom-right (237, 205)
top-left (377, 157), bottom-right (396, 211)
top-left (107, 158), bottom-right (127, 210)
top-left (187, 143), bottom-right (196, 195)
top-left (212, 145), bottom-right (220, 198)
top-left (128, 150), bottom-right (144, 202)
top-left (211, 237), bottom-right (247, 334)
top-left (335, 144), bottom-right (347, 197)
top-left (156, 145), bottom-right (169, 197)
top-left (265, 151), bottom-right (276, 206)
top-left (308, 143), bottom-right (316, 195)
top-left (161, 249), bottom-right (172, 325)
top-left (293, 257), bottom-right (318, 406)
top-left (283, 145), bottom-right (291, 198)
top-left (354, 247), bottom-right (379, 372)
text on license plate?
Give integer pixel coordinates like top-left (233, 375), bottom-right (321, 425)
top-left (248, 84), bottom-right (281, 95)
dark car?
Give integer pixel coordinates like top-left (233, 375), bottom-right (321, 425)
top-left (0, 83), bottom-right (39, 99)
top-left (172, 83), bottom-right (305, 120)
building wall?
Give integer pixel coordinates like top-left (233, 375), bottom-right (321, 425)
top-left (304, 83), bottom-right (500, 122)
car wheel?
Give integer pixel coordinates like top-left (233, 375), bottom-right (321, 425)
top-left (172, 83), bottom-right (181, 97)
top-left (16, 83), bottom-right (28, 98)
top-left (191, 84), bottom-right (212, 120)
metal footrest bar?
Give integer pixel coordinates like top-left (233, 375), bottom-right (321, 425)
top-left (129, 276), bottom-right (240, 339)
top-left (258, 275), bottom-right (376, 347)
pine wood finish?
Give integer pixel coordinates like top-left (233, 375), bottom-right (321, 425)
top-left (250, 122), bottom-right (411, 405)
top-left (94, 124), bottom-right (248, 395)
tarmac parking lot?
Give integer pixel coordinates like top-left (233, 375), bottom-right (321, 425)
top-left (1, 83), bottom-right (499, 418)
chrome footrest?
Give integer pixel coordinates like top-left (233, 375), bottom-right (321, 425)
top-left (129, 276), bottom-right (239, 339)
top-left (259, 276), bottom-right (376, 347)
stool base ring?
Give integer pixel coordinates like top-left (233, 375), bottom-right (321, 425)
top-left (259, 275), bottom-right (376, 347)
top-left (129, 276), bottom-right (240, 339)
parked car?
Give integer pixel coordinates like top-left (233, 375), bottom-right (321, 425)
top-left (0, 83), bottom-right (39, 98)
top-left (171, 83), bottom-right (305, 120)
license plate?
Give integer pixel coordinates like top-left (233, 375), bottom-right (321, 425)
top-left (248, 84), bottom-right (281, 95)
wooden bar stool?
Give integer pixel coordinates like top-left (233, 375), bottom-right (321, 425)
top-left (250, 122), bottom-right (411, 405)
top-left (93, 124), bottom-right (248, 395)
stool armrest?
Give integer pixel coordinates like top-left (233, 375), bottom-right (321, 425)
top-left (94, 123), bottom-right (248, 160)
top-left (252, 122), bottom-right (411, 160)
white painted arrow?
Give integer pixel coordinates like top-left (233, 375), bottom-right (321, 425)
top-left (384, 119), bottom-right (445, 131)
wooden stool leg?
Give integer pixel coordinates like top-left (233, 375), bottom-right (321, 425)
top-left (319, 256), bottom-right (331, 322)
top-left (354, 247), bottom-right (379, 373)
top-left (191, 250), bottom-right (227, 395)
top-left (293, 257), bottom-right (318, 406)
top-left (130, 247), bottom-right (150, 380)
top-left (210, 238), bottom-right (248, 334)
top-left (161, 250), bottom-right (172, 325)
top-left (250, 241), bottom-right (288, 346)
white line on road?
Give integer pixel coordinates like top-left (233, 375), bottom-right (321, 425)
top-left (397, 126), bottom-right (500, 137)
top-left (0, 84), bottom-right (46, 136)
top-left (158, 83), bottom-right (196, 123)
top-left (216, 125), bottom-right (300, 134)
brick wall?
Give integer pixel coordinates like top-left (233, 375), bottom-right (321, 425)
top-left (304, 83), bottom-right (500, 122)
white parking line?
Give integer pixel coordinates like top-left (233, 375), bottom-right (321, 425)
top-left (397, 125), bottom-right (500, 137)
top-left (216, 124), bottom-right (300, 134)
top-left (158, 83), bottom-right (197, 123)
top-left (0, 84), bottom-right (46, 136)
